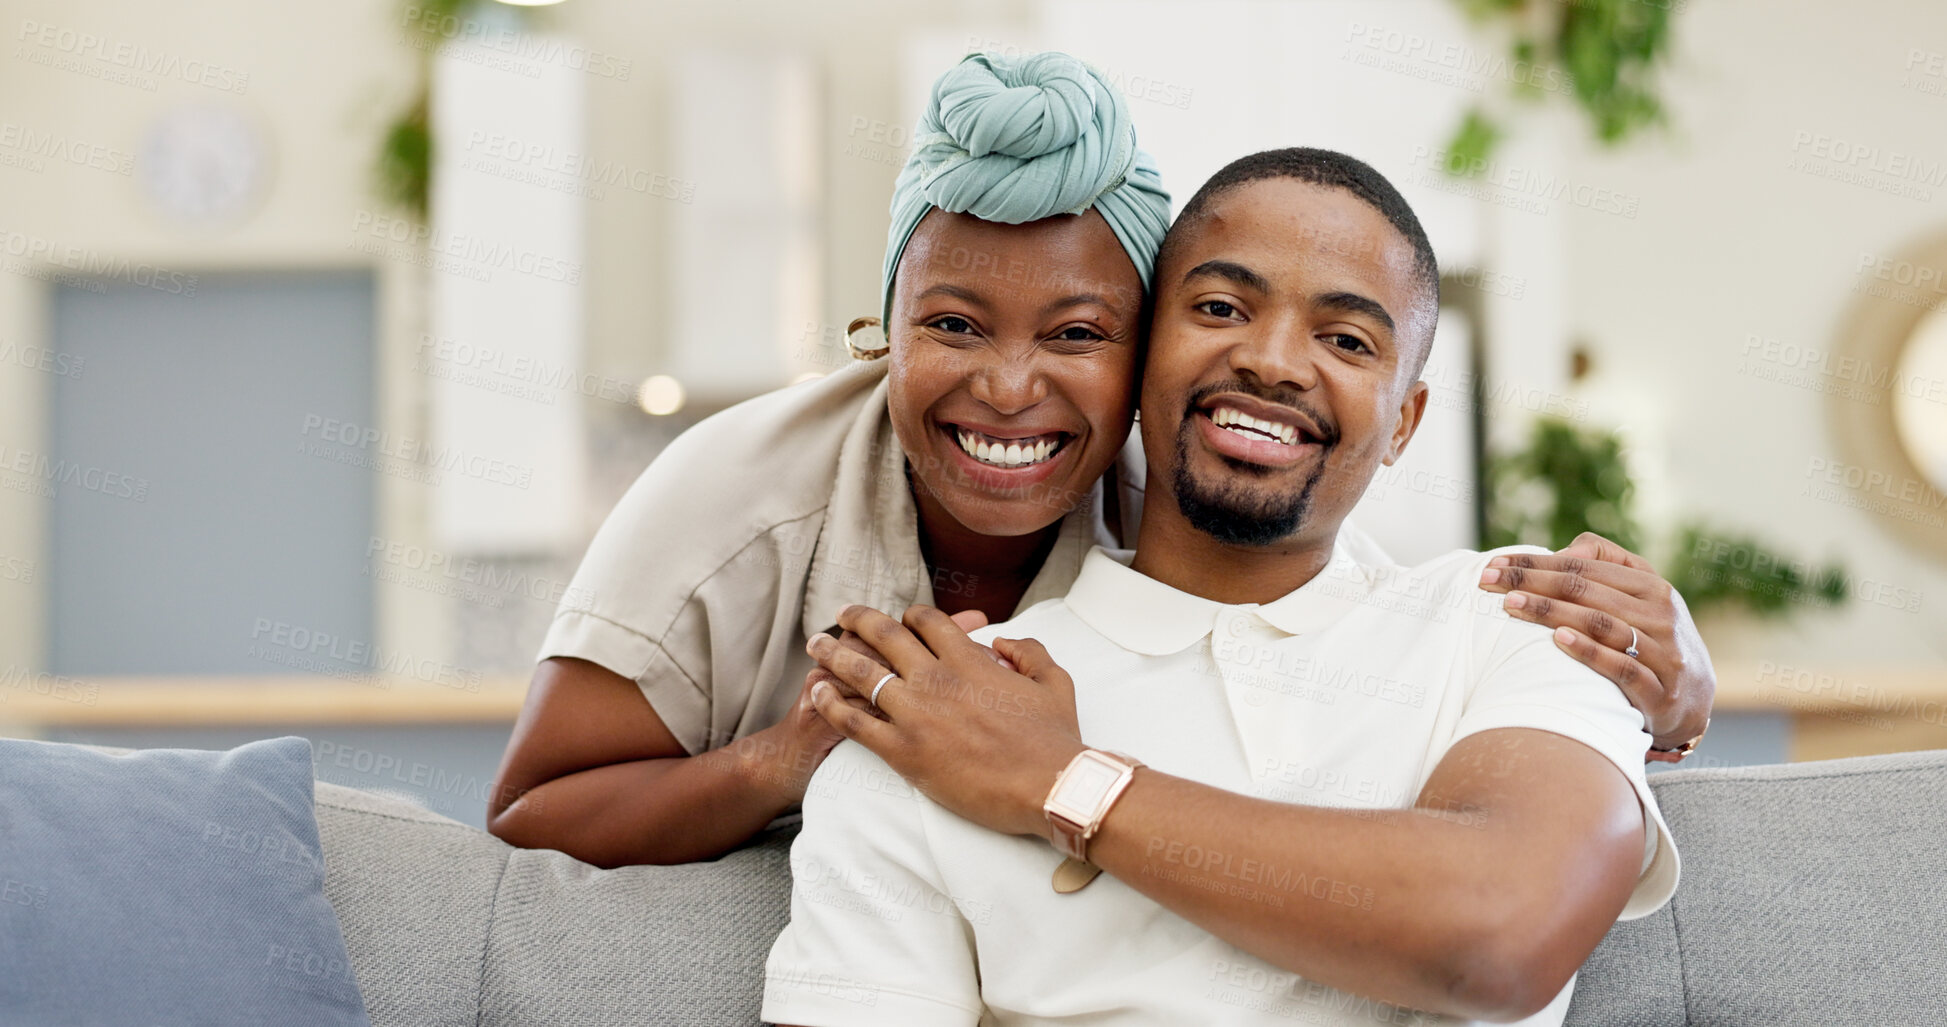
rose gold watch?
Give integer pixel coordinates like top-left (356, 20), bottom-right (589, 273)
top-left (1043, 749), bottom-right (1144, 862)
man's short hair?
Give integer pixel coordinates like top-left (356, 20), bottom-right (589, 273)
top-left (1157, 147), bottom-right (1441, 367)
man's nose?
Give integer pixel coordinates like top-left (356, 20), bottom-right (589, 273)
top-left (1229, 317), bottom-right (1319, 392)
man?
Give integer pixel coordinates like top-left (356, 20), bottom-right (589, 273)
top-left (763, 148), bottom-right (1678, 1026)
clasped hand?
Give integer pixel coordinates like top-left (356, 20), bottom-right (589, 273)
top-left (804, 604), bottom-right (1085, 839)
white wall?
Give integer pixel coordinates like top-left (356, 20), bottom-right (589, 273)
top-left (1558, 0), bottom-right (1947, 665)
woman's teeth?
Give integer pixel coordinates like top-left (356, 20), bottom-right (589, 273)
top-left (955, 428), bottom-right (1062, 468)
top-left (1209, 405), bottom-right (1301, 446)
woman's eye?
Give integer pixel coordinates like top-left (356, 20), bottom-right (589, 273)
top-left (929, 316), bottom-right (975, 335)
top-left (1053, 325), bottom-right (1105, 343)
top-left (1197, 300), bottom-right (1239, 320)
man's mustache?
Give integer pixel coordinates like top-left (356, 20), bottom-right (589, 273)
top-left (1180, 381), bottom-right (1341, 448)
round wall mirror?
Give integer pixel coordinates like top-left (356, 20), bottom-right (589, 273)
top-left (1829, 230), bottom-right (1947, 558)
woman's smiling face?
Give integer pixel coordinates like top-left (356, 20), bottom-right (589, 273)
top-left (887, 208), bottom-right (1145, 538)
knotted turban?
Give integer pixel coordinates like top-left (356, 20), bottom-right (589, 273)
top-left (879, 50), bottom-right (1173, 327)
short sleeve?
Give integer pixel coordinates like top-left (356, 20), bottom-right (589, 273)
top-left (763, 742), bottom-right (984, 1026)
top-left (1448, 595), bottom-right (1681, 920)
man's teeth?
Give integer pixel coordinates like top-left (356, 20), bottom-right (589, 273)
top-left (955, 429), bottom-right (1062, 468)
top-left (1209, 405), bottom-right (1301, 446)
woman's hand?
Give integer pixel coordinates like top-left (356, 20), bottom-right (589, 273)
top-left (1477, 532), bottom-right (1715, 754)
top-left (805, 604), bottom-right (1083, 838)
top-left (770, 610), bottom-right (995, 800)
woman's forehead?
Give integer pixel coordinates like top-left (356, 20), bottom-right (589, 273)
top-left (896, 209), bottom-right (1143, 313)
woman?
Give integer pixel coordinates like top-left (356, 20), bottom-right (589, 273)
top-left (487, 51), bottom-right (1712, 868)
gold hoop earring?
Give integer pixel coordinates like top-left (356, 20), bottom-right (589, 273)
top-left (845, 316), bottom-right (889, 361)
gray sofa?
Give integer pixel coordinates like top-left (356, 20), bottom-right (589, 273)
top-left (317, 749), bottom-right (1947, 1025)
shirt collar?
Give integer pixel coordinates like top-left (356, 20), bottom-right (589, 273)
top-left (1064, 535), bottom-right (1373, 656)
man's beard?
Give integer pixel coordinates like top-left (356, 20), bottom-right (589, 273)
top-left (1170, 426), bottom-right (1326, 547)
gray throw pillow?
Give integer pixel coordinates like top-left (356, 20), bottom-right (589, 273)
top-left (0, 735), bottom-right (370, 1026)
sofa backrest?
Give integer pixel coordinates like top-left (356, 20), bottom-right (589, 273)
top-left (317, 748), bottom-right (1947, 1026)
top-left (1564, 747), bottom-right (1947, 1025)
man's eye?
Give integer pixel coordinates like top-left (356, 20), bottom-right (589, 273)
top-left (1326, 334), bottom-right (1371, 354)
top-left (1197, 300), bottom-right (1239, 319)
top-left (929, 316), bottom-right (975, 335)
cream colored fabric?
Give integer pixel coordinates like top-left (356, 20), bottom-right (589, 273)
top-left (536, 357), bottom-right (1134, 756)
top-left (764, 542), bottom-right (1679, 1026)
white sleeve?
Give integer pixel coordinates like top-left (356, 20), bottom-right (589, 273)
top-left (762, 741), bottom-right (984, 1026)
top-left (1445, 609), bottom-right (1681, 920)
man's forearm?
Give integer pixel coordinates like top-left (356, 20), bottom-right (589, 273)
top-left (488, 724), bottom-right (811, 867)
top-left (1082, 747), bottom-right (1640, 1021)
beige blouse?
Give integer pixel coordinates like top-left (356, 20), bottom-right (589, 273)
top-left (537, 357), bottom-right (1147, 755)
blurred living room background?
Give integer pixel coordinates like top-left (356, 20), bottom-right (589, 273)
top-left (3, 0), bottom-right (1944, 828)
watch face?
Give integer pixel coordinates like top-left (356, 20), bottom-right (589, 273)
top-left (1052, 756), bottom-right (1121, 812)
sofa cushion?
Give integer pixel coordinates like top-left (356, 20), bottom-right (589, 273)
top-left (315, 781), bottom-right (513, 1027)
top-left (0, 736), bottom-right (369, 1026)
top-left (1568, 748), bottom-right (1947, 1024)
top-left (476, 830), bottom-right (796, 1026)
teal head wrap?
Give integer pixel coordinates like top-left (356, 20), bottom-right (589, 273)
top-left (879, 50), bottom-right (1172, 331)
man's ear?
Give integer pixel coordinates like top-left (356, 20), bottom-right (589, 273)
top-left (1382, 379), bottom-right (1430, 466)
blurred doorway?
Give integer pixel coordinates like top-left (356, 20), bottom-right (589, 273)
top-left (47, 271), bottom-right (376, 676)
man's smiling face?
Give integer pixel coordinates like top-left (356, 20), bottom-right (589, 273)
top-left (1140, 177), bottom-right (1435, 548)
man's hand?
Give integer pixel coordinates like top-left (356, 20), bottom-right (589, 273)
top-left (805, 604), bottom-right (1084, 838)
top-left (1477, 531), bottom-right (1715, 752)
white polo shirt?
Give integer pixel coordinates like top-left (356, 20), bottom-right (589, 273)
top-left (763, 540), bottom-right (1680, 1027)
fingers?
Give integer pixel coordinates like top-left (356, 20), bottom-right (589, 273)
top-left (834, 605), bottom-right (937, 677)
top-left (1557, 531), bottom-right (1653, 573)
top-left (990, 637), bottom-right (1069, 690)
top-left (1483, 551), bottom-right (1658, 601)
top-left (1551, 626), bottom-right (1669, 717)
top-left (807, 631), bottom-right (909, 707)
top-left (900, 604), bottom-right (990, 663)
top-left (810, 681), bottom-right (898, 751)
top-left (834, 629), bottom-right (890, 671)
top-left (948, 609), bottom-right (990, 633)
top-left (1505, 591), bottom-right (1656, 664)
